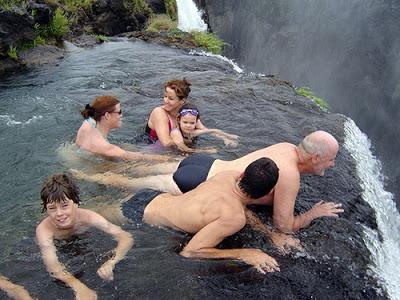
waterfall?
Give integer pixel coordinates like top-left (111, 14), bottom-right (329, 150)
top-left (344, 118), bottom-right (400, 300)
top-left (176, 0), bottom-right (207, 32)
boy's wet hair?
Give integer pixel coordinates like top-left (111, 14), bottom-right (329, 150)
top-left (239, 158), bottom-right (279, 199)
top-left (40, 173), bottom-right (80, 212)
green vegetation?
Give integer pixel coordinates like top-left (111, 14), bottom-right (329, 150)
top-left (7, 45), bottom-right (18, 60)
top-left (191, 30), bottom-right (224, 54)
top-left (48, 8), bottom-right (69, 38)
top-left (94, 34), bottom-right (109, 43)
top-left (123, 0), bottom-right (152, 15)
top-left (33, 8), bottom-right (68, 42)
top-left (0, 0), bottom-right (28, 11)
top-left (295, 87), bottom-right (329, 111)
top-left (147, 14), bottom-right (177, 32)
top-left (165, 0), bottom-right (177, 21)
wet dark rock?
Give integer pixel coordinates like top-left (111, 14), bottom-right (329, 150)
top-left (0, 9), bottom-right (35, 57)
top-left (18, 44), bottom-right (65, 67)
top-left (27, 1), bottom-right (54, 25)
top-left (69, 34), bottom-right (100, 48)
top-left (146, 0), bottom-right (166, 14)
top-left (90, 0), bottom-right (147, 35)
top-left (0, 57), bottom-right (21, 76)
top-left (125, 30), bottom-right (199, 51)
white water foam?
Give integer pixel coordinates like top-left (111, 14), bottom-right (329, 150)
top-left (189, 50), bottom-right (243, 73)
top-left (0, 114), bottom-right (43, 127)
top-left (176, 0), bottom-right (208, 32)
top-left (344, 118), bottom-right (400, 300)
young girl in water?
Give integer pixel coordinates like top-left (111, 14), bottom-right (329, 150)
top-left (170, 103), bottom-right (239, 152)
top-left (145, 78), bottom-right (238, 152)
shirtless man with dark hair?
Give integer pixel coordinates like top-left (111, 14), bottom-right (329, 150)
top-left (108, 157), bottom-right (281, 273)
top-left (74, 130), bottom-right (344, 235)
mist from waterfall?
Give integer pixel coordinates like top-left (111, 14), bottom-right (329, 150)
top-left (176, 0), bottom-right (207, 32)
top-left (344, 119), bottom-right (400, 300)
top-left (198, 0), bottom-right (400, 209)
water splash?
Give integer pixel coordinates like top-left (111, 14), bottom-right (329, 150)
top-left (190, 50), bottom-right (243, 73)
top-left (0, 114), bottom-right (43, 127)
top-left (344, 118), bottom-right (400, 300)
top-left (176, 0), bottom-right (207, 32)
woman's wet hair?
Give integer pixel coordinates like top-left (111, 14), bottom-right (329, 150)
top-left (40, 173), bottom-right (80, 212)
top-left (81, 95), bottom-right (120, 121)
top-left (238, 158), bottom-right (279, 199)
top-left (164, 78), bottom-right (191, 100)
top-left (178, 102), bottom-right (201, 120)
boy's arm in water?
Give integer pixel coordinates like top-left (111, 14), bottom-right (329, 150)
top-left (244, 209), bottom-right (302, 254)
top-left (87, 210), bottom-right (133, 281)
top-left (36, 224), bottom-right (97, 300)
top-left (179, 208), bottom-right (279, 274)
top-left (0, 275), bottom-right (33, 300)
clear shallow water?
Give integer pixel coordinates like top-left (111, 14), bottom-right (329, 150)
top-left (0, 40), bottom-right (273, 299)
top-left (0, 39), bottom-right (393, 299)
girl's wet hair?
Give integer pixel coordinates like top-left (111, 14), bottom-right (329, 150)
top-left (40, 173), bottom-right (80, 212)
top-left (164, 78), bottom-right (192, 100)
top-left (81, 95), bottom-right (120, 121)
top-left (178, 102), bottom-right (201, 120)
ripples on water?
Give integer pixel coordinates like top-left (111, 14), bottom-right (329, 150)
top-left (0, 39), bottom-right (393, 299)
top-left (0, 40), bottom-right (271, 299)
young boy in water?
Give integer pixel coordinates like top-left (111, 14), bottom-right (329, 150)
top-left (170, 103), bottom-right (239, 152)
top-left (36, 173), bottom-right (133, 300)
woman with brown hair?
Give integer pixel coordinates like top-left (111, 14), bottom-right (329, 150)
top-left (76, 95), bottom-right (165, 161)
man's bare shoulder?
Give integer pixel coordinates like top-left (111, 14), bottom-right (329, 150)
top-left (210, 170), bottom-right (241, 180)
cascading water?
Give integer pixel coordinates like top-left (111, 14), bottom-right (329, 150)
top-left (344, 119), bottom-right (400, 300)
top-left (177, 0), bottom-right (243, 73)
top-left (176, 0), bottom-right (207, 32)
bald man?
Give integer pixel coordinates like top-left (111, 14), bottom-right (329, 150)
top-left (73, 131), bottom-right (343, 233)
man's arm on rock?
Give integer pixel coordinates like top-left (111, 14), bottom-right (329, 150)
top-left (273, 171), bottom-right (344, 232)
top-left (245, 209), bottom-right (302, 254)
top-left (180, 212), bottom-right (279, 273)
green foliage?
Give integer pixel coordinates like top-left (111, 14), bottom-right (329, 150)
top-left (21, 35), bottom-right (46, 50)
top-left (191, 30), bottom-right (224, 54)
top-left (49, 8), bottom-right (69, 38)
top-left (146, 14), bottom-right (177, 32)
top-left (0, 0), bottom-right (28, 11)
top-left (165, 0), bottom-right (177, 21)
top-left (7, 45), bottom-right (17, 60)
top-left (94, 34), bottom-right (109, 43)
top-left (295, 87), bottom-right (329, 111)
top-left (123, 0), bottom-right (152, 16)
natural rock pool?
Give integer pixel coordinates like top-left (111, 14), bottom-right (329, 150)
top-left (0, 39), bottom-right (390, 299)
